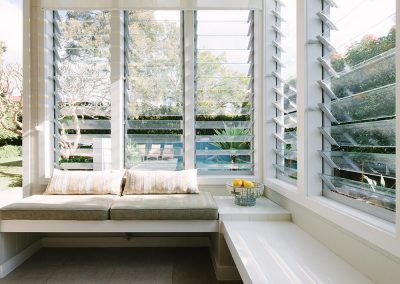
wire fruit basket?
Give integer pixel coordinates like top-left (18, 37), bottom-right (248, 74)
top-left (226, 182), bottom-right (264, 206)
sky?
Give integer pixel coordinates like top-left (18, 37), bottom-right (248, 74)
top-left (0, 0), bottom-right (22, 64)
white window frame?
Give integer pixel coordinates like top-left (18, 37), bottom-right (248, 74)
top-left (264, 0), bottom-right (400, 258)
top-left (21, 0), bottom-right (400, 257)
top-left (32, 4), bottom-right (263, 187)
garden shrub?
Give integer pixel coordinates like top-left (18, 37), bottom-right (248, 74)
top-left (0, 145), bottom-right (22, 159)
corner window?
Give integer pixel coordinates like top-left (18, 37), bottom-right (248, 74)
top-left (317, 0), bottom-right (396, 221)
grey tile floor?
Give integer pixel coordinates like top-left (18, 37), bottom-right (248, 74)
top-left (0, 247), bottom-right (243, 284)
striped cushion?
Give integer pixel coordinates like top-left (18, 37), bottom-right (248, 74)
top-left (45, 169), bottom-right (125, 195)
top-left (123, 169), bottom-right (199, 195)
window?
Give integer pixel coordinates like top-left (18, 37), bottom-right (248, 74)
top-left (317, 0), bottom-right (396, 221)
top-left (49, 9), bottom-right (257, 177)
top-left (271, 0), bottom-right (297, 181)
top-left (124, 11), bottom-right (184, 170)
top-left (195, 10), bottom-right (255, 175)
top-left (52, 10), bottom-right (111, 170)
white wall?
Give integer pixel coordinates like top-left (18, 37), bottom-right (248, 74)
top-left (268, 189), bottom-right (400, 284)
top-left (0, 190), bottom-right (41, 277)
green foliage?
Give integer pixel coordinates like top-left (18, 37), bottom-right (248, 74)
top-left (211, 123), bottom-right (250, 150)
top-left (331, 28), bottom-right (395, 73)
top-left (328, 28), bottom-right (397, 194)
top-left (345, 30), bottom-right (395, 67)
top-left (196, 115), bottom-right (251, 121)
top-left (331, 52), bottom-right (395, 98)
top-left (0, 145), bottom-right (22, 158)
top-left (0, 127), bottom-right (21, 147)
top-left (59, 156), bottom-right (93, 163)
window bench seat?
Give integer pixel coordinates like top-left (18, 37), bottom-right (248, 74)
top-left (0, 192), bottom-right (219, 233)
top-left (222, 221), bottom-right (373, 284)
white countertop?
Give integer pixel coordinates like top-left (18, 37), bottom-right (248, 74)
top-left (215, 196), bottom-right (291, 221)
top-left (223, 221), bottom-right (373, 284)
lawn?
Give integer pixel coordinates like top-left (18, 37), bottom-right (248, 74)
top-left (0, 156), bottom-right (22, 192)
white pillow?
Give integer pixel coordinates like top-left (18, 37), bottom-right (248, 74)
top-left (45, 169), bottom-right (125, 195)
top-left (123, 169), bottom-right (199, 195)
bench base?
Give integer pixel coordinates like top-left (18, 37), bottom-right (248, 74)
top-left (222, 221), bottom-right (373, 284)
top-left (0, 220), bottom-right (219, 233)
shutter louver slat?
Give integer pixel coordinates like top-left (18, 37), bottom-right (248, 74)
top-left (195, 10), bottom-right (254, 175)
top-left (52, 10), bottom-right (111, 170)
top-left (316, 0), bottom-right (396, 217)
top-left (124, 10), bottom-right (184, 170)
top-left (272, 0), bottom-right (298, 181)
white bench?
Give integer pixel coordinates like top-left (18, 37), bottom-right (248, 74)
top-left (222, 220), bottom-right (373, 284)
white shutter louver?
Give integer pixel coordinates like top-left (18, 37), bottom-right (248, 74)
top-left (194, 10), bottom-right (255, 175)
top-left (52, 10), bottom-right (111, 170)
top-left (317, 0), bottom-right (396, 220)
top-left (124, 11), bottom-right (184, 171)
top-left (271, 0), bottom-right (298, 181)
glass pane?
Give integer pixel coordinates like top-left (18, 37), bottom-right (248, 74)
top-left (323, 151), bottom-right (395, 178)
top-left (325, 119), bottom-right (396, 148)
top-left (319, 0), bottom-right (396, 216)
top-left (195, 10), bottom-right (254, 175)
top-left (329, 84), bottom-right (395, 123)
top-left (322, 174), bottom-right (395, 213)
top-left (273, 0), bottom-right (297, 182)
top-left (322, 50), bottom-right (395, 98)
top-left (54, 10), bottom-right (111, 170)
top-left (125, 10), bottom-right (183, 171)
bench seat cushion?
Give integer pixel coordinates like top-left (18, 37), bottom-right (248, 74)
top-left (110, 191), bottom-right (218, 220)
top-left (0, 195), bottom-right (119, 220)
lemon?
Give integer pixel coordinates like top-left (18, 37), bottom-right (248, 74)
top-left (232, 179), bottom-right (243, 187)
top-left (243, 180), bottom-right (254, 188)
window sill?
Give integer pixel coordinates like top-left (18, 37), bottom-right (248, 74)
top-left (198, 174), bottom-right (260, 186)
top-left (264, 177), bottom-right (400, 259)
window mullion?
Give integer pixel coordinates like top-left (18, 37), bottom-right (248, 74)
top-left (264, 0), bottom-right (279, 181)
top-left (396, 0), bottom-right (400, 231)
top-left (110, 11), bottom-right (124, 170)
top-left (296, 0), bottom-right (323, 196)
top-left (183, 11), bottom-right (196, 170)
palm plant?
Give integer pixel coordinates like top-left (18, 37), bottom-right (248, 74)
top-left (210, 123), bottom-right (250, 164)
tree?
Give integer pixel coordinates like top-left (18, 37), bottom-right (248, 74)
top-left (331, 27), bottom-right (395, 73)
top-left (326, 27), bottom-right (397, 195)
top-left (55, 10), bottom-right (253, 166)
top-left (0, 41), bottom-right (23, 137)
top-left (55, 11), bottom-right (111, 159)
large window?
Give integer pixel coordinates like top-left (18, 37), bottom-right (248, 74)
top-left (52, 11), bottom-right (111, 171)
top-left (49, 9), bottom-right (256, 176)
top-left (124, 11), bottom-right (184, 171)
top-left (271, 0), bottom-right (297, 181)
top-left (317, 0), bottom-right (396, 221)
top-left (195, 10), bottom-right (255, 175)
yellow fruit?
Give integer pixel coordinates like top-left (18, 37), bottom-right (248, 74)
top-left (243, 180), bottom-right (254, 188)
top-left (232, 179), bottom-right (243, 187)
